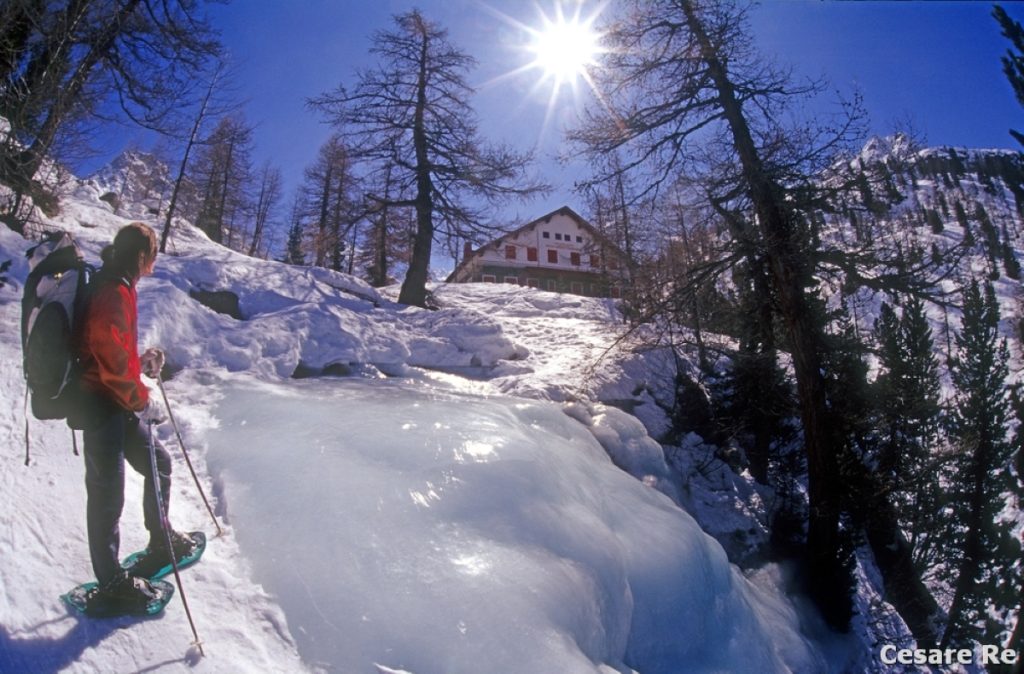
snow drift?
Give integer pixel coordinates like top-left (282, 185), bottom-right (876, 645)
top-left (0, 168), bottom-right (850, 672)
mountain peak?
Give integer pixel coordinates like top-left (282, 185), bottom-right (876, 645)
top-left (82, 149), bottom-right (189, 219)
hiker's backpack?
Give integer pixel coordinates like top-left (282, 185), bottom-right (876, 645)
top-left (21, 230), bottom-right (93, 425)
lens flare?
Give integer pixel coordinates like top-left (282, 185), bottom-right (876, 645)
top-left (529, 6), bottom-right (602, 87)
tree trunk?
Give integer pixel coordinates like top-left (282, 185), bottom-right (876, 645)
top-left (347, 223), bottom-right (358, 275)
top-left (615, 172), bottom-right (634, 261)
top-left (249, 167), bottom-right (276, 258)
top-left (375, 210), bottom-right (389, 285)
top-left (212, 138), bottom-right (234, 245)
top-left (940, 435), bottom-right (990, 649)
top-left (1007, 612), bottom-right (1023, 674)
top-left (398, 16), bottom-right (434, 308)
top-left (315, 160), bottom-right (334, 267)
top-left (249, 179), bottom-right (269, 257)
top-left (161, 67), bottom-right (218, 253)
top-left (747, 257), bottom-right (777, 486)
top-left (860, 475), bottom-right (941, 647)
top-left (680, 0), bottom-right (852, 629)
top-left (330, 179), bottom-right (345, 271)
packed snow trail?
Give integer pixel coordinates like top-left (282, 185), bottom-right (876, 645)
top-left (206, 374), bottom-right (823, 673)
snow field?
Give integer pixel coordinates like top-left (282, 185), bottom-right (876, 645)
top-left (0, 183), bottom-right (836, 672)
top-left (205, 376), bottom-right (823, 673)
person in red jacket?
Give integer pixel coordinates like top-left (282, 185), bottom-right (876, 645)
top-left (76, 222), bottom-right (197, 615)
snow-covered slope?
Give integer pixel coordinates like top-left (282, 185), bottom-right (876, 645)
top-left (0, 175), bottom-right (843, 671)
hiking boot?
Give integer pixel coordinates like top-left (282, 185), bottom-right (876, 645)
top-left (85, 572), bottom-right (167, 617)
top-left (129, 530), bottom-right (201, 579)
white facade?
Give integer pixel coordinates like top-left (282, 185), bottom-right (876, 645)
top-left (448, 206), bottom-right (629, 298)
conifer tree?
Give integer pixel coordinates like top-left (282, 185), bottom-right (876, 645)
top-left (201, 116), bottom-right (255, 247)
top-left (569, 0), bottom-right (943, 635)
top-left (282, 195), bottom-right (306, 266)
top-left (975, 203), bottom-right (1002, 275)
top-left (941, 279), bottom-right (1020, 648)
top-left (714, 256), bottom-right (793, 486)
top-left (359, 164), bottom-right (412, 287)
top-left (1007, 388), bottom-right (1024, 659)
top-left (300, 135), bottom-right (356, 271)
top-left (872, 298), bottom-right (943, 568)
top-left (954, 200), bottom-right (970, 230)
top-left (994, 5), bottom-right (1024, 147)
top-left (310, 10), bottom-right (546, 307)
top-left (1000, 222), bottom-right (1021, 279)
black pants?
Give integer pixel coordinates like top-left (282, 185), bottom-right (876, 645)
top-left (82, 410), bottom-right (172, 585)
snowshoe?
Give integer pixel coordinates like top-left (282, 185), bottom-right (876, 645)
top-left (63, 572), bottom-right (174, 618)
top-left (123, 530), bottom-right (206, 581)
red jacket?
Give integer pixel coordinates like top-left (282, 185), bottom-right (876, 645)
top-left (78, 274), bottom-right (148, 412)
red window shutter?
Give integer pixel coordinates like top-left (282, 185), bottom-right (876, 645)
top-left (527, 247), bottom-right (538, 262)
top-left (547, 249), bottom-right (558, 264)
top-left (570, 252), bottom-right (581, 266)
top-left (505, 245), bottom-right (517, 260)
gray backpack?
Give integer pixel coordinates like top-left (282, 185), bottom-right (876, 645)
top-left (20, 231), bottom-right (93, 462)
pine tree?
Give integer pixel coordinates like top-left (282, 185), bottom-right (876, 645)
top-left (568, 0), bottom-right (943, 635)
top-left (282, 194), bottom-right (306, 266)
top-left (1006, 388), bottom-right (1024, 658)
top-left (283, 222), bottom-right (304, 266)
top-left (714, 257), bottom-right (793, 486)
top-left (872, 298), bottom-right (943, 568)
top-left (941, 279), bottom-right (1020, 648)
top-left (975, 203), bottom-right (1002, 276)
top-left (954, 200), bottom-right (970, 229)
top-left (1000, 221), bottom-right (1021, 280)
top-left (994, 5), bottom-right (1024, 147)
top-left (954, 200), bottom-right (976, 246)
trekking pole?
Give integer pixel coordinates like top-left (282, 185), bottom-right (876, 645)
top-left (147, 419), bottom-right (205, 657)
top-left (156, 375), bottom-right (223, 537)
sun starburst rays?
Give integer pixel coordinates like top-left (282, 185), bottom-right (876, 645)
top-left (530, 5), bottom-right (602, 87)
top-left (479, 1), bottom-right (608, 143)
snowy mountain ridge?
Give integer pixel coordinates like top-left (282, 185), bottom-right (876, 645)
top-left (78, 149), bottom-right (199, 224)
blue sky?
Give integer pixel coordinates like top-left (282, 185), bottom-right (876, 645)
top-left (100, 1), bottom-right (1024, 233)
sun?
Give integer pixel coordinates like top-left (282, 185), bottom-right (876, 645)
top-left (480, 1), bottom-right (608, 141)
top-left (528, 5), bottom-right (602, 88)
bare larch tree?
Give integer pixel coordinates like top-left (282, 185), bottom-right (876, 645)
top-left (309, 10), bottom-right (547, 307)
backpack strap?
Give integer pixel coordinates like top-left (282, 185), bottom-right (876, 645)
top-left (23, 382), bottom-right (31, 466)
top-left (22, 380), bottom-right (80, 466)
